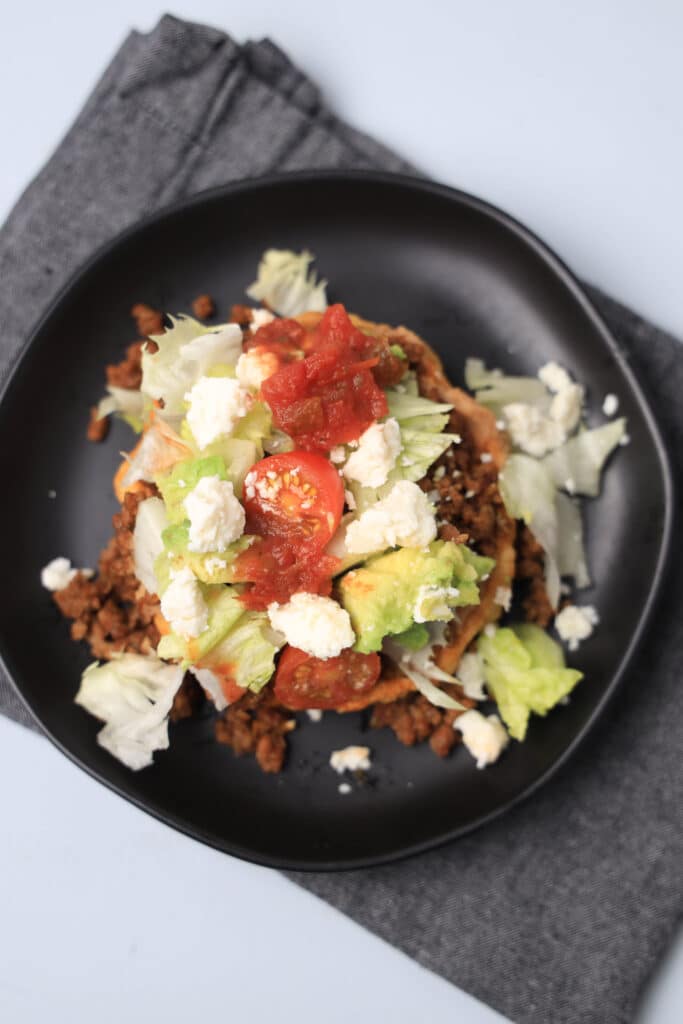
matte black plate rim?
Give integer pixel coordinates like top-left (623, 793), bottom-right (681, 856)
top-left (0, 170), bottom-right (674, 871)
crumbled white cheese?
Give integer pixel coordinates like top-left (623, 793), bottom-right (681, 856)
top-left (160, 566), bottom-right (208, 639)
top-left (480, 452), bottom-right (493, 464)
top-left (235, 346), bottom-right (280, 390)
top-left (549, 383), bottom-right (583, 433)
top-left (455, 710), bottom-right (509, 768)
top-left (503, 402), bottom-right (566, 457)
top-left (329, 446), bottom-right (346, 464)
top-left (267, 592), bottom-right (355, 659)
top-left (40, 557), bottom-right (92, 592)
top-left (456, 652), bottom-right (487, 701)
top-left (565, 477), bottom-right (576, 495)
top-left (250, 308), bottom-right (276, 328)
top-left (47, 489), bottom-right (57, 499)
top-left (413, 584), bottom-right (460, 623)
top-left (306, 709), bottom-right (323, 722)
top-left (484, 623), bottom-right (497, 638)
top-left (345, 480), bottom-right (437, 554)
top-left (329, 745), bottom-right (372, 774)
top-left (538, 361), bottom-right (573, 394)
top-left (185, 376), bottom-right (252, 449)
top-left (342, 418), bottom-right (402, 488)
top-left (602, 393), bottom-right (619, 416)
top-left (184, 475), bottom-right (245, 553)
top-left (494, 586), bottom-right (512, 611)
top-left (620, 433), bottom-right (631, 446)
top-left (555, 604), bottom-right (599, 651)
top-left (338, 782), bottom-right (352, 795)
top-left (433, 465), bottom-right (446, 480)
top-left (344, 489), bottom-right (357, 510)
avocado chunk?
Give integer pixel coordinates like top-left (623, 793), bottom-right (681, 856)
top-left (338, 540), bottom-right (494, 654)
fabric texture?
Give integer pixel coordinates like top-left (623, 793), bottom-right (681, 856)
top-left (0, 16), bottom-right (680, 1024)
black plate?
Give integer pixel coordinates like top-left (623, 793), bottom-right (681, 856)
top-left (0, 172), bottom-right (673, 869)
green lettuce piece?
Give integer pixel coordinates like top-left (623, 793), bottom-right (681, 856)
top-left (231, 401), bottom-right (272, 447)
top-left (198, 438), bottom-right (258, 497)
top-left (478, 624), bottom-right (583, 741)
top-left (339, 540), bottom-right (491, 654)
top-left (156, 585), bottom-right (244, 665)
top-left (386, 391), bottom-right (453, 422)
top-left (161, 522), bottom-right (253, 584)
top-left (541, 419), bottom-right (627, 497)
top-left (96, 385), bottom-right (147, 433)
top-left (389, 343), bottom-right (407, 360)
top-left (246, 249), bottom-right (327, 317)
top-left (157, 455), bottom-right (227, 524)
top-left (196, 613), bottom-right (282, 694)
top-left (499, 453), bottom-right (560, 608)
top-left (464, 358), bottom-right (549, 416)
top-left (75, 654), bottom-right (185, 770)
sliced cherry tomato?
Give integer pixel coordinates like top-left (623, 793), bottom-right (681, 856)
top-left (273, 646), bottom-right (382, 710)
top-left (261, 304), bottom-right (389, 450)
top-left (242, 451), bottom-right (344, 547)
top-left (235, 451), bottom-right (344, 609)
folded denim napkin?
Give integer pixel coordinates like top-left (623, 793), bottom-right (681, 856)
top-left (0, 16), bottom-right (680, 1024)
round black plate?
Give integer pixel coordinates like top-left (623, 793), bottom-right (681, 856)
top-left (0, 172), bottom-right (672, 869)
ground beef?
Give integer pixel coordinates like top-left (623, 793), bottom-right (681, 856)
top-left (215, 690), bottom-right (296, 773)
top-left (130, 302), bottom-right (164, 337)
top-left (419, 408), bottom-right (510, 560)
top-left (192, 293), bottom-right (215, 320)
top-left (53, 486), bottom-right (161, 660)
top-left (170, 674), bottom-right (205, 722)
top-left (230, 303), bottom-right (256, 325)
top-left (86, 406), bottom-right (110, 442)
top-left (515, 524), bottom-right (555, 627)
top-left (105, 340), bottom-right (144, 390)
top-left (369, 692), bottom-right (475, 758)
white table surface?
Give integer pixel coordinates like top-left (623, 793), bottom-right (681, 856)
top-left (1, 3), bottom-right (681, 1022)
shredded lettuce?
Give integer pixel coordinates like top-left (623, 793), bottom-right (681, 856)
top-left (478, 625), bottom-right (583, 740)
top-left (555, 492), bottom-right (590, 588)
top-left (246, 249), bottom-right (328, 317)
top-left (499, 454), bottom-right (561, 607)
top-left (120, 419), bottom-right (191, 492)
top-left (156, 586), bottom-right (245, 665)
top-left (386, 391), bottom-right (453, 422)
top-left (194, 612), bottom-right (283, 698)
top-left (383, 637), bottom-right (464, 710)
top-left (541, 419), bottom-right (627, 496)
top-left (141, 317), bottom-right (242, 417)
top-left (75, 654), bottom-right (185, 770)
top-left (97, 385), bottom-right (147, 432)
top-left (133, 497), bottom-right (167, 595)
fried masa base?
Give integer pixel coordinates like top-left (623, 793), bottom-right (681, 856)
top-left (294, 312), bottom-right (517, 712)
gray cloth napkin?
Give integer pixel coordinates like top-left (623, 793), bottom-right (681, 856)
top-left (0, 16), bottom-right (680, 1024)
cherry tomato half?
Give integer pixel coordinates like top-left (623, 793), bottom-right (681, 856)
top-left (273, 646), bottom-right (382, 710)
top-left (242, 451), bottom-right (344, 549)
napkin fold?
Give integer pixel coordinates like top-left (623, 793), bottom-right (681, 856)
top-left (0, 16), bottom-right (680, 1024)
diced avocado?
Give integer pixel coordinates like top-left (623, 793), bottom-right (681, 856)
top-left (338, 540), bottom-right (491, 654)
